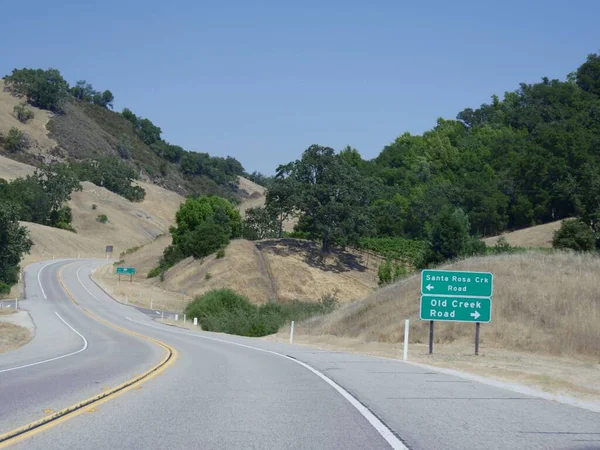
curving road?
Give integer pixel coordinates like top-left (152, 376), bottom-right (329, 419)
top-left (1, 259), bottom-right (599, 449)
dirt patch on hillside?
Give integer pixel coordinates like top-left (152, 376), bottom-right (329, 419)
top-left (483, 220), bottom-right (563, 248)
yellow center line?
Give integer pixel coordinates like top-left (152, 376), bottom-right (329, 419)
top-left (0, 262), bottom-right (178, 448)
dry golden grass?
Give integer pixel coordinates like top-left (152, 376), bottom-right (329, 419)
top-left (0, 80), bottom-right (58, 158)
top-left (91, 263), bottom-right (193, 313)
top-left (0, 322), bottom-right (32, 353)
top-left (0, 155), bottom-right (35, 180)
top-left (298, 251), bottom-right (600, 361)
top-left (154, 239), bottom-right (379, 305)
top-left (15, 180), bottom-right (183, 266)
top-left (483, 220), bottom-right (563, 248)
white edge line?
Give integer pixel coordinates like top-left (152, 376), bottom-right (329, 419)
top-left (76, 265), bottom-right (100, 301)
top-left (0, 312), bottom-right (88, 374)
top-left (125, 317), bottom-right (407, 450)
top-left (37, 261), bottom-right (55, 300)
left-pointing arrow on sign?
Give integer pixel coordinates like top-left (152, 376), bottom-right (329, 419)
top-left (426, 284), bottom-right (434, 291)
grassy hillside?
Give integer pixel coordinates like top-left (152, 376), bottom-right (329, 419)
top-left (482, 220), bottom-right (563, 248)
top-left (1, 78), bottom-right (243, 200)
top-left (0, 154), bottom-right (185, 266)
top-left (297, 251), bottom-right (599, 360)
top-left (95, 238), bottom-right (380, 309)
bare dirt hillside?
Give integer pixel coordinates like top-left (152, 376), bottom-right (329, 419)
top-left (483, 220), bottom-right (563, 248)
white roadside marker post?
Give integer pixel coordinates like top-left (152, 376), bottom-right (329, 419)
top-left (175, 314), bottom-right (178, 321)
top-left (403, 319), bottom-right (409, 361)
top-left (161, 311), bottom-right (164, 322)
top-left (183, 314), bottom-right (186, 324)
top-left (15, 298), bottom-right (18, 311)
top-left (289, 321), bottom-right (295, 344)
top-left (150, 298), bottom-right (153, 309)
top-left (193, 317), bottom-right (198, 326)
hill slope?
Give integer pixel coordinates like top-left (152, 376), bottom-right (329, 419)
top-left (111, 238), bottom-right (379, 305)
top-left (297, 251), bottom-right (599, 360)
top-left (482, 220), bottom-right (563, 248)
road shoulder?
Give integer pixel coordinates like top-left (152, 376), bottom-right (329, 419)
top-left (0, 310), bottom-right (34, 354)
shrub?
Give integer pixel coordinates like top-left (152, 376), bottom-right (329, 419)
top-left (378, 259), bottom-right (407, 286)
top-left (13, 103), bottom-right (34, 123)
top-left (147, 266), bottom-right (162, 278)
top-left (552, 220), bottom-right (595, 252)
top-left (96, 214), bottom-right (108, 224)
top-left (184, 289), bottom-right (338, 337)
top-left (0, 281), bottom-right (11, 295)
top-left (3, 127), bottom-right (28, 153)
top-left (216, 248), bottom-right (225, 259)
top-left (91, 204), bottom-right (98, 210)
top-left (205, 272), bottom-right (212, 280)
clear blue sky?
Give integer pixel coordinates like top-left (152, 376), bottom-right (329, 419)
top-left (2, 0), bottom-right (599, 174)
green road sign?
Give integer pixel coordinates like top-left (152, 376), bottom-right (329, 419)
top-left (116, 267), bottom-right (136, 275)
top-left (420, 296), bottom-right (492, 323)
top-left (421, 269), bottom-right (493, 297)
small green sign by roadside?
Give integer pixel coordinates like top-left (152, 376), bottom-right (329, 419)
top-left (420, 296), bottom-right (492, 323)
top-left (421, 269), bottom-right (493, 297)
top-left (116, 267), bottom-right (136, 275)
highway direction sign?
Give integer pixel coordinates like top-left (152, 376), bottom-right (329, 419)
top-left (116, 267), bottom-right (136, 275)
top-left (420, 295), bottom-right (492, 323)
top-left (421, 269), bottom-right (493, 297)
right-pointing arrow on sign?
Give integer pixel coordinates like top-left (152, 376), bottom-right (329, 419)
top-left (470, 311), bottom-right (481, 320)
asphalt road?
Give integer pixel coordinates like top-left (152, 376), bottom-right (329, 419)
top-left (1, 260), bottom-right (599, 450)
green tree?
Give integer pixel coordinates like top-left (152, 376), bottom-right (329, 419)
top-left (272, 145), bottom-right (376, 252)
top-left (179, 222), bottom-right (229, 258)
top-left (5, 68), bottom-right (69, 111)
top-left (137, 118), bottom-right (162, 146)
top-left (169, 195), bottom-right (242, 260)
top-left (552, 220), bottom-right (595, 252)
top-left (32, 163), bottom-right (82, 215)
top-left (70, 80), bottom-right (96, 101)
top-left (243, 206), bottom-right (280, 240)
top-left (427, 207), bottom-right (471, 264)
top-left (576, 53), bottom-right (600, 97)
top-left (0, 201), bottom-right (32, 286)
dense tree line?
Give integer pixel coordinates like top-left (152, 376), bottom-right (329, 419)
top-left (244, 53), bottom-right (600, 265)
top-left (121, 107), bottom-right (245, 186)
